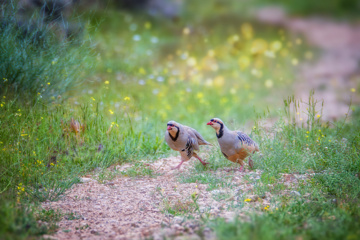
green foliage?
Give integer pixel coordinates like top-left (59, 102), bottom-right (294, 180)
top-left (0, 8), bottom-right (92, 102)
top-left (257, 0), bottom-right (360, 17)
top-left (0, 100), bottom-right (166, 204)
top-left (212, 200), bottom-right (360, 240)
top-left (0, 199), bottom-right (61, 239)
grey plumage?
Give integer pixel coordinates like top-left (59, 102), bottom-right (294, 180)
top-left (207, 118), bottom-right (259, 171)
top-left (165, 120), bottom-right (211, 169)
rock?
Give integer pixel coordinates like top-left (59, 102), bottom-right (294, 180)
top-left (80, 177), bottom-right (92, 183)
top-left (290, 191), bottom-right (301, 197)
top-left (210, 189), bottom-right (226, 195)
top-left (42, 235), bottom-right (58, 240)
top-left (174, 235), bottom-right (201, 240)
top-left (222, 211), bottom-right (236, 221)
top-left (172, 224), bottom-right (184, 231)
top-left (131, 222), bottom-right (139, 227)
top-left (173, 216), bottom-right (185, 225)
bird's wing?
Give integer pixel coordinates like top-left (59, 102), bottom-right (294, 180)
top-left (185, 126), bottom-right (212, 146)
top-left (183, 136), bottom-right (196, 158)
top-left (183, 127), bottom-right (200, 151)
top-left (236, 131), bottom-right (259, 152)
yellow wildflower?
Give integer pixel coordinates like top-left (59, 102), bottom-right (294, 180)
top-left (196, 92), bottom-right (204, 99)
top-left (291, 58), bottom-right (299, 65)
top-left (105, 80), bottom-right (110, 85)
top-left (351, 88), bottom-right (356, 92)
top-left (124, 97), bottom-right (130, 101)
top-left (183, 27), bottom-right (190, 35)
top-left (270, 41), bottom-right (282, 52)
top-left (144, 22), bottom-right (151, 29)
top-left (244, 198), bottom-right (252, 202)
top-left (109, 109), bottom-right (114, 115)
top-left (91, 97), bottom-right (95, 101)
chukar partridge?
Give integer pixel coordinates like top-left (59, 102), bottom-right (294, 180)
top-left (165, 120), bottom-right (211, 170)
top-left (207, 118), bottom-right (259, 171)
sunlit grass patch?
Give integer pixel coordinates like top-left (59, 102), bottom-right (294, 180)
top-left (0, 100), bottom-right (166, 204)
top-left (120, 162), bottom-right (159, 178)
top-left (178, 170), bottom-right (235, 192)
top-left (211, 200), bottom-right (360, 240)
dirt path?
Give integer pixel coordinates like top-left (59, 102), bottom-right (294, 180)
top-left (256, 7), bottom-right (360, 120)
top-left (41, 155), bottom-right (311, 240)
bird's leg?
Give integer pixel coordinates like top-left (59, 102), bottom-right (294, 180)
top-left (248, 157), bottom-right (254, 170)
top-left (239, 165), bottom-right (245, 172)
top-left (171, 160), bottom-right (185, 170)
top-left (193, 153), bottom-right (209, 166)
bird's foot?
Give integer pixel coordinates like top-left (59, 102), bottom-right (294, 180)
top-left (194, 155), bottom-right (209, 166)
top-left (239, 165), bottom-right (245, 172)
top-left (171, 161), bottom-right (185, 170)
top-left (201, 161), bottom-right (210, 166)
top-left (248, 158), bottom-right (254, 170)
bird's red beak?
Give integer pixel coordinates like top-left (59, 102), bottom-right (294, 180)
top-left (167, 126), bottom-right (172, 130)
top-left (207, 122), bottom-right (213, 125)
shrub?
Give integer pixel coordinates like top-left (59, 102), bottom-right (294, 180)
top-left (0, 5), bottom-right (92, 102)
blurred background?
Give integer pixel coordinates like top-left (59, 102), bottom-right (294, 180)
top-left (1, 0), bottom-right (360, 131)
top-left (1, 1), bottom-right (360, 238)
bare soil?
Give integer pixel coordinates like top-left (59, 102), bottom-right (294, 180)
top-left (42, 156), bottom-right (312, 240)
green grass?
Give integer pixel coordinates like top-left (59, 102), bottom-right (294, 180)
top-left (0, 200), bottom-right (62, 239)
top-left (0, 0), bottom-right (359, 239)
top-left (209, 95), bottom-right (360, 240)
top-left (120, 162), bottom-right (159, 178)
